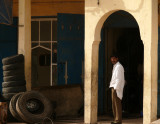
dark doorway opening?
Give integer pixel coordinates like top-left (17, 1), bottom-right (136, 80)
top-left (98, 11), bottom-right (144, 118)
top-left (104, 28), bottom-right (144, 116)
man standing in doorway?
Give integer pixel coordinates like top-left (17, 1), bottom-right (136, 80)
top-left (110, 54), bottom-right (125, 124)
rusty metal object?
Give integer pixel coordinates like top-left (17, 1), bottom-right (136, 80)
top-left (0, 102), bottom-right (8, 124)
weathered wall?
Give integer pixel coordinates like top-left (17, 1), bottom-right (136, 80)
top-left (13, 0), bottom-right (84, 17)
top-left (85, 0), bottom-right (158, 124)
top-left (33, 84), bottom-right (84, 117)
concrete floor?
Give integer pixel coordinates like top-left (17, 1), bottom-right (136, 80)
top-left (54, 116), bottom-right (143, 124)
top-left (8, 116), bottom-right (143, 124)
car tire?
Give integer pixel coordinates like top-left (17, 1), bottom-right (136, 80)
top-left (3, 75), bottom-right (25, 82)
top-left (16, 91), bottom-right (53, 123)
top-left (2, 86), bottom-right (26, 94)
top-left (2, 93), bottom-right (16, 101)
top-left (3, 70), bottom-right (24, 77)
top-left (3, 63), bottom-right (24, 71)
top-left (9, 92), bottom-right (24, 122)
top-left (2, 81), bottom-right (26, 88)
top-left (2, 54), bottom-right (24, 65)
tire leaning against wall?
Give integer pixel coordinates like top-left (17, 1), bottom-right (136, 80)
top-left (16, 91), bottom-right (53, 123)
top-left (9, 92), bottom-right (24, 122)
top-left (2, 54), bottom-right (24, 65)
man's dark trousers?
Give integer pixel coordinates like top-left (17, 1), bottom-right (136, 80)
top-left (111, 88), bottom-right (122, 124)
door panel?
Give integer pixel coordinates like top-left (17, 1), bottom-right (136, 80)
top-left (98, 27), bottom-right (104, 114)
top-left (57, 14), bottom-right (84, 85)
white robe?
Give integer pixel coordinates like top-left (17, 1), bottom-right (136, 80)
top-left (109, 62), bottom-right (125, 100)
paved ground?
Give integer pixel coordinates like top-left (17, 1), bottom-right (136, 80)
top-left (8, 116), bottom-right (143, 124)
top-left (54, 116), bottom-right (143, 124)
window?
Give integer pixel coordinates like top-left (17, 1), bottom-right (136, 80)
top-left (31, 18), bottom-right (57, 87)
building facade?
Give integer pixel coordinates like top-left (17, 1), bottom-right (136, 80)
top-left (0, 0), bottom-right (160, 124)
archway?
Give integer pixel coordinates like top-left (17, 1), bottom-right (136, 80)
top-left (97, 11), bottom-right (144, 120)
top-left (85, 1), bottom-right (158, 124)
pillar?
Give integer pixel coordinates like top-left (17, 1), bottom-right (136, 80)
top-left (18, 0), bottom-right (31, 90)
top-left (143, 0), bottom-right (158, 123)
top-left (85, 41), bottom-right (100, 124)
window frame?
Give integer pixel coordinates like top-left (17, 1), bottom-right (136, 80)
top-left (31, 17), bottom-right (58, 86)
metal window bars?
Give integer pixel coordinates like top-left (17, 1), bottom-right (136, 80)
top-left (31, 18), bottom-right (57, 86)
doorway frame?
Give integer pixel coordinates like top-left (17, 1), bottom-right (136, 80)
top-left (84, 1), bottom-right (158, 124)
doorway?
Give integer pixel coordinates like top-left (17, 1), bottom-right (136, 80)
top-left (98, 11), bottom-right (144, 118)
top-left (104, 28), bottom-right (144, 116)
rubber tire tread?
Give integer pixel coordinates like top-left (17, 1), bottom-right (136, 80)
top-left (2, 81), bottom-right (26, 88)
top-left (3, 63), bottom-right (24, 71)
top-left (3, 69), bottom-right (24, 77)
top-left (9, 92), bottom-right (24, 122)
top-left (3, 75), bottom-right (25, 82)
top-left (2, 93), bottom-right (16, 101)
top-left (16, 91), bottom-right (53, 123)
top-left (2, 86), bottom-right (26, 94)
top-left (2, 54), bottom-right (24, 65)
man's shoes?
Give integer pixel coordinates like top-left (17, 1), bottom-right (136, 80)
top-left (111, 122), bottom-right (122, 124)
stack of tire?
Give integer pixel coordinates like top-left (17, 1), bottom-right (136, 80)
top-left (1, 54), bottom-right (26, 122)
top-left (2, 54), bottom-right (26, 101)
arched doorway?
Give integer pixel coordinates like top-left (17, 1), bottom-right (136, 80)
top-left (85, 1), bottom-right (158, 124)
top-left (98, 10), bottom-right (144, 120)
top-left (98, 11), bottom-right (144, 121)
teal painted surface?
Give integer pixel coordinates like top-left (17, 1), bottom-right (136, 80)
top-left (57, 14), bottom-right (84, 85)
top-left (57, 13), bottom-right (104, 113)
top-left (0, 18), bottom-right (18, 90)
top-left (98, 28), bottom-right (104, 114)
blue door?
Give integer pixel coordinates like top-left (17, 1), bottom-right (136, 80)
top-left (98, 28), bottom-right (104, 114)
top-left (57, 14), bottom-right (84, 85)
top-left (57, 13), bottom-right (104, 113)
top-left (0, 18), bottom-right (18, 90)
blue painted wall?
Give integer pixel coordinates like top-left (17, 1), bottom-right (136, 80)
top-left (57, 13), bottom-right (104, 113)
top-left (57, 14), bottom-right (84, 85)
top-left (0, 18), bottom-right (18, 90)
top-left (98, 28), bottom-right (104, 114)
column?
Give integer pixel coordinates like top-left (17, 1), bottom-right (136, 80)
top-left (85, 41), bottom-right (100, 124)
top-left (18, 0), bottom-right (31, 90)
top-left (143, 0), bottom-right (158, 123)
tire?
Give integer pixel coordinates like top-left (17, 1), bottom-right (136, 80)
top-left (16, 91), bottom-right (53, 123)
top-left (2, 93), bottom-right (16, 101)
top-left (2, 54), bottom-right (24, 65)
top-left (2, 86), bottom-right (26, 94)
top-left (9, 92), bottom-right (24, 122)
top-left (3, 63), bottom-right (24, 71)
top-left (3, 70), bottom-right (24, 77)
top-left (3, 75), bottom-right (25, 82)
top-left (2, 81), bottom-right (26, 88)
